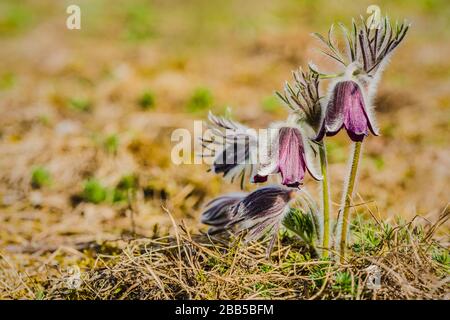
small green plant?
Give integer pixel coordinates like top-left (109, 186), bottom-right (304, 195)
top-left (113, 174), bottom-right (138, 203)
top-left (283, 208), bottom-right (317, 246)
top-left (309, 264), bottom-right (327, 289)
top-left (432, 247), bottom-right (449, 266)
top-left (259, 264), bottom-right (273, 273)
top-left (69, 97), bottom-right (91, 112)
top-left (186, 87), bottom-right (213, 113)
top-left (352, 218), bottom-right (383, 254)
top-left (117, 174), bottom-right (138, 190)
top-left (253, 282), bottom-right (275, 297)
top-left (123, 3), bottom-right (155, 41)
top-left (103, 134), bottom-right (119, 155)
top-left (31, 167), bottom-right (51, 189)
top-left (196, 270), bottom-right (207, 283)
top-left (332, 271), bottom-right (353, 294)
top-left (82, 179), bottom-right (108, 204)
top-left (138, 90), bottom-right (156, 110)
top-left (382, 222), bottom-right (394, 241)
top-left (206, 257), bottom-right (228, 275)
top-left (34, 290), bottom-right (45, 300)
top-left (281, 251), bottom-right (311, 271)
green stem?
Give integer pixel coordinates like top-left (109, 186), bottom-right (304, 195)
top-left (338, 141), bottom-right (363, 263)
top-left (318, 72), bottom-right (345, 79)
top-left (319, 143), bottom-right (330, 259)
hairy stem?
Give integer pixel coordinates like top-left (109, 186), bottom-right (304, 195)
top-left (319, 143), bottom-right (331, 259)
top-left (338, 141), bottom-right (363, 263)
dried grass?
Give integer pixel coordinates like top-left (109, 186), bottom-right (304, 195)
top-left (1, 209), bottom-right (447, 300)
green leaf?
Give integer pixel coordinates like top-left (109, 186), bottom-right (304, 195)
top-left (282, 208), bottom-right (315, 245)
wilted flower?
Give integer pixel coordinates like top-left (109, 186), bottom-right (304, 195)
top-left (254, 118), bottom-right (322, 187)
top-left (316, 78), bottom-right (378, 142)
top-left (201, 185), bottom-right (296, 254)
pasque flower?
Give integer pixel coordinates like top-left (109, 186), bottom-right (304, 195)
top-left (254, 118), bottom-right (321, 188)
top-left (201, 185), bottom-right (296, 254)
top-left (312, 17), bottom-right (409, 260)
top-left (201, 193), bottom-right (245, 234)
top-left (200, 14), bottom-right (409, 261)
top-left (315, 77), bottom-right (378, 142)
top-left (313, 17), bottom-right (409, 143)
top-left (203, 112), bottom-right (321, 188)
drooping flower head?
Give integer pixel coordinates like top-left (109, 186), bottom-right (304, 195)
top-left (316, 68), bottom-right (378, 142)
top-left (313, 16), bottom-right (409, 142)
top-left (201, 193), bottom-right (246, 234)
top-left (203, 112), bottom-right (321, 188)
top-left (201, 185), bottom-right (322, 255)
top-left (254, 116), bottom-right (322, 188)
top-left (201, 185), bottom-right (296, 254)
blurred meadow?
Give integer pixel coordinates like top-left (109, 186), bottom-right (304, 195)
top-left (0, 0), bottom-right (449, 299)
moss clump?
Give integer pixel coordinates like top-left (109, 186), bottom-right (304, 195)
top-left (138, 90), bottom-right (156, 110)
top-left (31, 166), bottom-right (51, 189)
top-left (186, 87), bottom-right (213, 113)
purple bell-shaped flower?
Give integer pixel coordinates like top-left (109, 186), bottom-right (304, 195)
top-left (316, 80), bottom-right (379, 142)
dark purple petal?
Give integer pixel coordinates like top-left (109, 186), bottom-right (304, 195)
top-left (203, 186), bottom-right (295, 254)
top-left (205, 112), bottom-right (258, 185)
top-left (244, 217), bottom-right (278, 242)
top-left (229, 185), bottom-right (294, 254)
top-left (346, 130), bottom-right (365, 142)
top-left (201, 194), bottom-right (245, 233)
top-left (252, 174), bottom-right (268, 183)
top-left (361, 106), bottom-right (380, 136)
top-left (324, 82), bottom-right (347, 134)
top-left (318, 80), bottom-right (373, 142)
top-left (277, 127), bottom-right (307, 187)
top-left (342, 81), bottom-right (369, 140)
top-left (314, 122), bottom-right (326, 142)
top-left (229, 185), bottom-right (294, 223)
